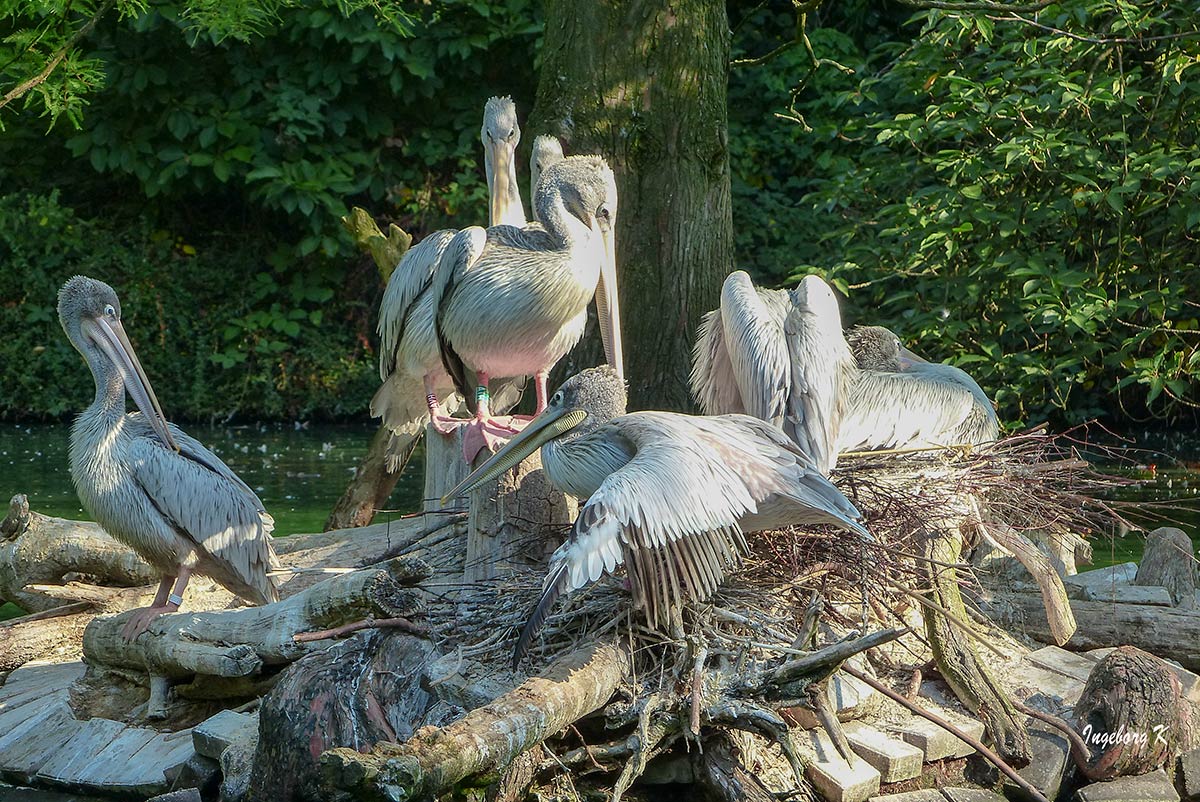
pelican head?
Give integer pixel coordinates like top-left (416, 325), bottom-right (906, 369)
top-left (443, 365), bottom-right (626, 501)
top-left (530, 134), bottom-right (565, 210)
top-left (846, 325), bottom-right (927, 371)
top-left (537, 155), bottom-right (624, 377)
top-left (482, 96), bottom-right (522, 226)
top-left (58, 275), bottom-right (178, 450)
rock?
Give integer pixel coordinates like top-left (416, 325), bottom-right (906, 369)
top-left (1007, 661), bottom-right (1086, 711)
top-left (1026, 645), bottom-right (1097, 683)
top-left (787, 670), bottom-right (880, 728)
top-left (1074, 768), bottom-right (1179, 802)
top-left (1134, 527), bottom-right (1197, 608)
top-left (164, 753), bottom-right (220, 795)
top-left (220, 736), bottom-right (257, 802)
top-left (1064, 564), bottom-right (1138, 597)
top-left (1180, 747), bottom-right (1200, 802)
top-left (193, 709), bottom-right (258, 761)
top-left (1083, 585), bottom-right (1175, 606)
top-left (871, 791), bottom-right (943, 802)
top-left (944, 788), bottom-right (1008, 802)
top-left (843, 720), bottom-right (923, 783)
top-left (799, 727), bottom-right (881, 802)
top-left (1003, 726), bottom-right (1070, 802)
top-left (146, 790), bottom-right (202, 802)
top-left (883, 710), bottom-right (983, 761)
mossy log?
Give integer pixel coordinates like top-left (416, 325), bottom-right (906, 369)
top-left (921, 523), bottom-right (1031, 765)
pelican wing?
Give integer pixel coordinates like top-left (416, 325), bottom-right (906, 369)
top-left (837, 368), bottom-right (997, 452)
top-left (126, 419), bottom-right (279, 605)
top-left (431, 226), bottom-right (489, 411)
top-left (780, 296), bottom-right (853, 476)
top-left (690, 307), bottom-right (744, 416)
top-left (516, 412), bottom-right (868, 662)
top-left (719, 273), bottom-right (791, 426)
top-left (378, 230), bottom-right (457, 381)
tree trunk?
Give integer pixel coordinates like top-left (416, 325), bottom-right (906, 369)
top-left (529, 0), bottom-right (733, 411)
top-left (1134, 526), bottom-right (1197, 608)
top-left (323, 426), bottom-right (411, 531)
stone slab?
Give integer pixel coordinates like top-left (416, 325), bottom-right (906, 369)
top-left (1026, 645), bottom-right (1099, 683)
top-left (1064, 564), bottom-right (1138, 597)
top-left (1074, 768), bottom-right (1179, 802)
top-left (193, 709), bottom-right (258, 760)
top-left (800, 727), bottom-right (881, 802)
top-left (1008, 663), bottom-right (1085, 710)
top-left (1003, 726), bottom-right (1070, 802)
top-left (870, 791), bottom-right (943, 802)
top-left (843, 721), bottom-right (923, 783)
top-left (0, 698), bottom-right (80, 782)
top-left (944, 788), bottom-right (1008, 802)
top-left (1083, 585), bottom-right (1176, 606)
top-left (789, 672), bottom-right (879, 728)
top-left (883, 706), bottom-right (984, 762)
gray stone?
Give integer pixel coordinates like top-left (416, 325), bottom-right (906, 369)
top-left (1003, 726), bottom-right (1069, 802)
top-left (1026, 645), bottom-right (1099, 683)
top-left (800, 728), bottom-right (881, 802)
top-left (1082, 585), bottom-right (1175, 606)
top-left (220, 737), bottom-right (257, 802)
top-left (1074, 769), bottom-right (1179, 802)
top-left (1008, 663), bottom-right (1085, 710)
top-left (193, 709), bottom-right (258, 760)
top-left (164, 752), bottom-right (221, 793)
top-left (146, 791), bottom-right (202, 802)
top-left (1064, 564), bottom-right (1138, 597)
top-left (1180, 747), bottom-right (1200, 802)
top-left (788, 671), bottom-right (880, 728)
top-left (843, 721), bottom-right (923, 783)
top-left (884, 710), bottom-right (983, 761)
top-left (944, 788), bottom-right (1008, 802)
top-left (870, 791), bottom-right (943, 802)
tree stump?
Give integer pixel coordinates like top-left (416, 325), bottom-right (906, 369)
top-left (247, 629), bottom-right (436, 801)
top-left (1134, 527), bottom-right (1197, 608)
top-left (1073, 646), bottom-right (1194, 779)
top-left (323, 426), bottom-right (410, 532)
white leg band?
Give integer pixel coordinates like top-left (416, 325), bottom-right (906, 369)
top-left (167, 593), bottom-right (184, 607)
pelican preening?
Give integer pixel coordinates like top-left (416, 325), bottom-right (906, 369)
top-left (446, 366), bottom-right (871, 667)
top-left (691, 271), bottom-right (854, 475)
top-left (371, 97), bottom-right (530, 469)
top-left (432, 155), bottom-right (625, 462)
top-left (58, 276), bottom-right (280, 638)
top-left (839, 325), bottom-right (1000, 451)
top-left (530, 134), bottom-right (565, 213)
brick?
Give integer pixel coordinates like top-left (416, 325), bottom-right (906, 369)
top-left (800, 727), bottom-right (881, 802)
top-left (843, 721), bottom-right (923, 783)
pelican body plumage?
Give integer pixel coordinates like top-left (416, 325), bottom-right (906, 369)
top-left (432, 155), bottom-right (624, 461)
top-left (58, 276), bottom-right (280, 638)
top-left (838, 325), bottom-right (1000, 451)
top-left (691, 271), bottom-right (854, 475)
top-left (446, 366), bottom-right (870, 667)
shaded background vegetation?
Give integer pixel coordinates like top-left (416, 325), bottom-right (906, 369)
top-left (1, 0), bottom-right (1197, 428)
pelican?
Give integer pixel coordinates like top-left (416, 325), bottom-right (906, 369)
top-left (444, 365), bottom-right (871, 666)
top-left (370, 96), bottom-right (528, 469)
top-left (432, 155), bottom-right (624, 463)
top-left (837, 325), bottom-right (1000, 452)
top-left (691, 271), bottom-right (854, 475)
top-left (529, 134), bottom-right (565, 212)
top-left (58, 276), bottom-right (280, 638)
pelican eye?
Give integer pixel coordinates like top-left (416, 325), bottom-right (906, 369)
top-left (596, 203), bottom-right (613, 222)
top-left (507, 127), bottom-right (516, 139)
top-left (550, 391), bottom-right (564, 406)
top-left (104, 304), bottom-right (116, 318)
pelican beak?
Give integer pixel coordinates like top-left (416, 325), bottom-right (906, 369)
top-left (441, 406), bottom-right (587, 503)
top-left (487, 138), bottom-right (517, 226)
top-left (83, 316), bottom-right (180, 452)
top-left (897, 346), bottom-right (928, 370)
top-left (594, 225), bottom-right (624, 379)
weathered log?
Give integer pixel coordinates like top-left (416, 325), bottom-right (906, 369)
top-left (984, 592), bottom-right (1200, 671)
top-left (0, 494), bottom-right (157, 612)
top-left (1134, 526), bottom-right (1197, 608)
top-left (321, 642), bottom-right (629, 801)
top-left (323, 426), bottom-right (410, 531)
top-left (0, 607), bottom-right (93, 671)
top-left (83, 557), bottom-right (431, 679)
top-left (1073, 646), bottom-right (1194, 779)
top-left (248, 629), bottom-right (436, 801)
top-left (921, 524), bottom-right (1031, 765)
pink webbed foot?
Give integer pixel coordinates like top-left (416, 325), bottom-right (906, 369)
top-left (121, 604), bottom-right (178, 641)
top-left (430, 413), bottom-right (464, 436)
top-left (461, 415), bottom-right (534, 464)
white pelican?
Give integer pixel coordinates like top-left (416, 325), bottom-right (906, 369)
top-left (529, 134), bottom-right (565, 213)
top-left (432, 155), bottom-right (624, 463)
top-left (691, 271), bottom-right (854, 475)
top-left (444, 366), bottom-right (871, 666)
top-left (58, 276), bottom-right (280, 638)
top-left (370, 96), bottom-right (527, 469)
top-left (838, 325), bottom-right (1000, 452)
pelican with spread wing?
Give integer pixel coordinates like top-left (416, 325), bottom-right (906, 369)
top-left (444, 366), bottom-right (870, 667)
top-left (58, 276), bottom-right (280, 638)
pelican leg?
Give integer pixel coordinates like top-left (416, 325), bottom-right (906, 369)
top-left (122, 569), bottom-right (190, 641)
top-left (460, 372), bottom-right (530, 464)
top-left (534, 371), bottom-right (549, 414)
top-left (425, 374), bottom-right (460, 436)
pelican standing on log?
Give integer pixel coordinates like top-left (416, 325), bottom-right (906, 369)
top-left (432, 155), bottom-right (624, 463)
top-left (58, 276), bottom-right (280, 638)
top-left (691, 271), bottom-right (854, 475)
top-left (445, 366), bottom-right (871, 666)
top-left (838, 325), bottom-right (1000, 452)
top-left (370, 96), bottom-right (528, 469)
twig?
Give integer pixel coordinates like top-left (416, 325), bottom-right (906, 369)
top-left (844, 665), bottom-right (1050, 802)
top-left (0, 601), bottom-right (92, 627)
top-left (0, 0), bottom-right (115, 111)
top-left (293, 616), bottom-right (428, 643)
top-left (1011, 698), bottom-right (1098, 777)
top-left (893, 586), bottom-right (1009, 658)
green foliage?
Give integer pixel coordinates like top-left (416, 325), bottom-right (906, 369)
top-left (730, 0), bottom-right (1200, 426)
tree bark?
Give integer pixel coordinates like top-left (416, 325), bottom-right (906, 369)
top-left (529, 0), bottom-right (733, 411)
top-left (323, 426), bottom-right (410, 531)
top-left (1134, 526), bottom-right (1197, 608)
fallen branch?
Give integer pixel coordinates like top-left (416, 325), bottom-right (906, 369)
top-left (293, 615), bottom-right (429, 643)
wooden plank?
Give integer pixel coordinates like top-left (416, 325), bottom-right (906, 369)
top-left (116, 729), bottom-right (198, 797)
top-left (35, 717), bottom-right (127, 786)
top-left (72, 725), bottom-right (160, 789)
top-left (0, 698), bottom-right (80, 782)
top-left (1, 660), bottom-right (85, 698)
top-left (0, 689), bottom-right (70, 739)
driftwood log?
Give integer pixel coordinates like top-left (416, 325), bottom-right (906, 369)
top-left (1134, 526), bottom-right (1197, 608)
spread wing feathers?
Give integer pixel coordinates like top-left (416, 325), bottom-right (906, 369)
top-left (909, 363), bottom-right (1000, 443)
top-left (690, 308), bottom-right (744, 416)
top-left (378, 230), bottom-right (457, 381)
top-left (515, 412), bottom-right (870, 658)
top-left (720, 273), bottom-right (791, 425)
top-left (432, 227), bottom-right (488, 413)
top-left (126, 417), bottom-right (279, 605)
top-left (838, 369), bottom-right (996, 452)
top-left (781, 300), bottom-right (854, 477)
